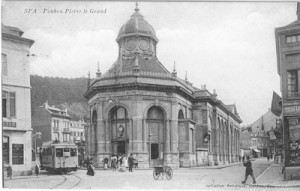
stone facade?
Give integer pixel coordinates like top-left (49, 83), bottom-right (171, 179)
top-left (2, 24), bottom-right (34, 175)
top-left (84, 5), bottom-right (242, 168)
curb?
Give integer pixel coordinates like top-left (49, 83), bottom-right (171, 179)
top-left (190, 162), bottom-right (243, 170)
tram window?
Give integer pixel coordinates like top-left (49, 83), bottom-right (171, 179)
top-left (70, 148), bottom-right (77, 156)
top-left (47, 148), bottom-right (52, 156)
top-left (56, 148), bottom-right (63, 157)
top-left (64, 148), bottom-right (70, 152)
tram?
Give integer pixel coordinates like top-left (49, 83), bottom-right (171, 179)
top-left (40, 141), bottom-right (78, 174)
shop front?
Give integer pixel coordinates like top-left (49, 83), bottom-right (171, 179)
top-left (283, 104), bottom-right (300, 180)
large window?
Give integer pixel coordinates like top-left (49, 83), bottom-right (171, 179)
top-left (12, 144), bottom-right (24, 165)
top-left (2, 91), bottom-right (16, 118)
top-left (147, 106), bottom-right (165, 160)
top-left (3, 136), bottom-right (9, 165)
top-left (53, 119), bottom-right (59, 127)
top-left (56, 148), bottom-right (63, 157)
top-left (63, 133), bottom-right (70, 142)
top-left (53, 132), bottom-right (59, 141)
top-left (286, 34), bottom-right (300, 43)
top-left (70, 148), bottom-right (77, 156)
top-left (2, 53), bottom-right (7, 76)
top-left (287, 70), bottom-right (298, 95)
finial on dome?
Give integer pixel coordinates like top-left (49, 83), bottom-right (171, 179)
top-left (96, 62), bottom-right (102, 78)
top-left (185, 71), bottom-right (188, 82)
top-left (135, 2), bottom-right (140, 12)
top-left (172, 61), bottom-right (177, 77)
top-left (87, 71), bottom-right (91, 88)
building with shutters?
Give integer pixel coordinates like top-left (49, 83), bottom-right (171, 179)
top-left (84, 5), bottom-right (242, 168)
top-left (2, 24), bottom-right (34, 175)
top-left (275, 3), bottom-right (300, 180)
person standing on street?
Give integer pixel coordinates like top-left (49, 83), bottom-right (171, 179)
top-left (128, 154), bottom-right (134, 172)
top-left (7, 165), bottom-right (12, 179)
top-left (35, 164), bottom-right (40, 177)
top-left (103, 157), bottom-right (109, 170)
top-left (242, 156), bottom-right (256, 184)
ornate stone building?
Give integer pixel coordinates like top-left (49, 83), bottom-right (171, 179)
top-left (84, 5), bottom-right (242, 168)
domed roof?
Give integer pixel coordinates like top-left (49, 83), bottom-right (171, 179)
top-left (117, 5), bottom-right (158, 42)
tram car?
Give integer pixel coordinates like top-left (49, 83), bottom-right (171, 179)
top-left (40, 141), bottom-right (78, 174)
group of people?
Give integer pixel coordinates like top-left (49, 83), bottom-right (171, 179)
top-left (106, 153), bottom-right (134, 172)
top-left (84, 153), bottom-right (134, 176)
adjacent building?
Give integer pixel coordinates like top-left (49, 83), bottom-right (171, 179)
top-left (32, 101), bottom-right (86, 142)
top-left (2, 24), bottom-right (34, 175)
top-left (240, 127), bottom-right (252, 158)
top-left (249, 109), bottom-right (281, 157)
top-left (275, 3), bottom-right (300, 180)
top-left (69, 119), bottom-right (85, 143)
top-left (84, 5), bottom-right (242, 168)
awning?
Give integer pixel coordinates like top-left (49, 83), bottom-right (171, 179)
top-left (253, 149), bottom-right (260, 153)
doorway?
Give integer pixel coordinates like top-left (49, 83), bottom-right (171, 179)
top-left (117, 141), bottom-right (126, 155)
top-left (151, 143), bottom-right (159, 159)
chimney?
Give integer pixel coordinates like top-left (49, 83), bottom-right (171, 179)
top-left (297, 2), bottom-right (300, 20)
top-left (45, 101), bottom-right (49, 108)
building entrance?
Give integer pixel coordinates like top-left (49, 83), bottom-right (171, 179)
top-left (117, 141), bottom-right (126, 155)
top-left (151, 143), bottom-right (159, 159)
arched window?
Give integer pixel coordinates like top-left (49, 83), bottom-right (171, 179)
top-left (92, 110), bottom-right (97, 153)
top-left (178, 109), bottom-right (184, 119)
top-left (147, 107), bottom-right (164, 120)
top-left (109, 106), bottom-right (128, 155)
top-left (147, 106), bottom-right (165, 160)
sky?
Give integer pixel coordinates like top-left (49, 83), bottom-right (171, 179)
top-left (1, 1), bottom-right (297, 125)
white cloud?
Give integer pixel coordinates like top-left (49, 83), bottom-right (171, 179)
top-left (26, 28), bottom-right (118, 78)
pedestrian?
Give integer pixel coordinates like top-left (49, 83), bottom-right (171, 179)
top-left (35, 164), bottom-right (40, 177)
top-left (111, 155), bottom-right (117, 171)
top-left (242, 156), bottom-right (256, 184)
top-left (7, 165), bottom-right (12, 179)
top-left (79, 159), bottom-right (83, 168)
top-left (117, 155), bottom-right (121, 171)
top-left (103, 157), bottom-right (109, 170)
top-left (128, 153), bottom-right (134, 172)
top-left (85, 157), bottom-right (90, 168)
top-left (87, 158), bottom-right (95, 176)
top-left (267, 155), bottom-right (270, 161)
top-left (124, 154), bottom-right (128, 169)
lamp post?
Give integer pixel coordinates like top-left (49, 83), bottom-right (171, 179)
top-left (205, 130), bottom-right (211, 166)
top-left (149, 133), bottom-right (152, 167)
top-left (32, 132), bottom-right (42, 162)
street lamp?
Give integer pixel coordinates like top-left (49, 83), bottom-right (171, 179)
top-left (32, 132), bottom-right (42, 163)
top-left (204, 130), bottom-right (211, 166)
top-left (149, 133), bottom-right (153, 167)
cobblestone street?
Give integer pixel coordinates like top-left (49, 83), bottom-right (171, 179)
top-left (3, 158), bottom-right (299, 190)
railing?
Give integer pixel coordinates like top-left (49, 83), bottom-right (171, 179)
top-left (63, 128), bottom-right (70, 132)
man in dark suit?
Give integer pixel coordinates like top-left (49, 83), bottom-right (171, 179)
top-left (128, 154), bottom-right (134, 172)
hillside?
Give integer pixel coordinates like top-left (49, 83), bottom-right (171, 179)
top-left (30, 75), bottom-right (89, 120)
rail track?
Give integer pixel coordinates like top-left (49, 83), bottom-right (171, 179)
top-left (50, 173), bottom-right (81, 189)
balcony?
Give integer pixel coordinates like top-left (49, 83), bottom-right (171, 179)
top-left (287, 91), bottom-right (300, 99)
top-left (63, 128), bottom-right (71, 133)
top-left (53, 127), bottom-right (59, 132)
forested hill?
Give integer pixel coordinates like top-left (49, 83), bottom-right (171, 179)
top-left (30, 75), bottom-right (89, 121)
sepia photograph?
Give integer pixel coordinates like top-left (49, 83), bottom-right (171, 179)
top-left (1, 0), bottom-right (300, 190)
